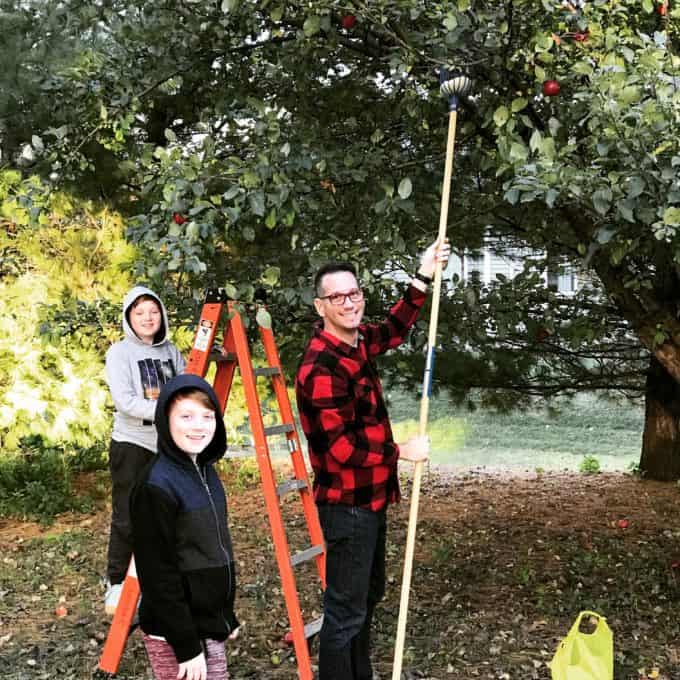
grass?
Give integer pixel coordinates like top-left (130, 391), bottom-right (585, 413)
top-left (386, 390), bottom-right (644, 471)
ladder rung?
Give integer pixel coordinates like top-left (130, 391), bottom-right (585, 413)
top-left (276, 478), bottom-right (308, 496)
top-left (212, 352), bottom-right (236, 362)
top-left (264, 424), bottom-right (294, 437)
top-left (253, 366), bottom-right (281, 377)
top-left (304, 615), bottom-right (324, 639)
top-left (290, 544), bottom-right (324, 567)
top-left (223, 446), bottom-right (255, 459)
top-left (283, 615), bottom-right (324, 645)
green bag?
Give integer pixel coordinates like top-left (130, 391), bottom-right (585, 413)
top-left (549, 611), bottom-right (613, 680)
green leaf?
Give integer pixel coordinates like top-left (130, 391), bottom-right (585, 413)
top-left (493, 106), bottom-right (509, 127)
top-left (529, 130), bottom-right (542, 152)
top-left (221, 0), bottom-right (237, 12)
top-left (627, 176), bottom-right (645, 199)
top-left (265, 208), bottom-right (277, 229)
top-left (505, 188), bottom-right (520, 205)
top-left (663, 207), bottom-right (680, 225)
top-left (303, 15), bottom-right (320, 36)
top-left (261, 266), bottom-right (280, 286)
top-left (511, 97), bottom-right (528, 113)
top-left (223, 185), bottom-right (240, 201)
top-left (617, 203), bottom-right (634, 223)
top-left (398, 178), bottom-right (413, 200)
top-left (164, 128), bottom-right (177, 143)
top-left (509, 142), bottom-right (528, 162)
top-left (256, 308), bottom-right (272, 329)
top-left (443, 13), bottom-right (458, 31)
top-left (249, 191), bottom-right (265, 216)
top-left (458, 0), bottom-right (471, 10)
top-left (592, 188), bottom-right (612, 216)
top-left (31, 135), bottom-right (44, 152)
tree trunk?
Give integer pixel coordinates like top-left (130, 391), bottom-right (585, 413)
top-left (639, 356), bottom-right (680, 480)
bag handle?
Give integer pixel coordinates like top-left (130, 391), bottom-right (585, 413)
top-left (567, 611), bottom-right (606, 637)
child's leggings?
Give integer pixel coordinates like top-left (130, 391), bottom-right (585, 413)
top-left (143, 635), bottom-right (228, 680)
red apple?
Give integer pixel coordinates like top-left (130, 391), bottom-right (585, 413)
top-left (658, 3), bottom-right (668, 15)
top-left (173, 212), bottom-right (187, 225)
top-left (617, 518), bottom-right (629, 529)
top-left (341, 14), bottom-right (357, 29)
top-left (55, 605), bottom-right (68, 618)
top-left (542, 79), bottom-right (561, 97)
top-left (573, 31), bottom-right (589, 42)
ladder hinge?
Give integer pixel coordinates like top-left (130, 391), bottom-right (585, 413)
top-left (205, 288), bottom-right (232, 304)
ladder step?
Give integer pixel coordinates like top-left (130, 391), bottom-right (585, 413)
top-left (290, 544), bottom-right (324, 567)
top-left (223, 447), bottom-right (255, 459)
top-left (253, 366), bottom-right (281, 377)
top-left (212, 352), bottom-right (236, 363)
top-left (276, 478), bottom-right (308, 496)
top-left (284, 616), bottom-right (324, 645)
top-left (304, 615), bottom-right (324, 639)
top-left (264, 424), bottom-right (294, 437)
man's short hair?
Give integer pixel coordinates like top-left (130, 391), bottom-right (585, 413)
top-left (314, 262), bottom-right (358, 297)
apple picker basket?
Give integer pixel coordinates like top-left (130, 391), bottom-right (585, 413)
top-left (549, 610), bottom-right (613, 680)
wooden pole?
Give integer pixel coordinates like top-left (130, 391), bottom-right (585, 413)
top-left (391, 102), bottom-right (460, 680)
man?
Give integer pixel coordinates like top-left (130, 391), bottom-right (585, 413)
top-left (295, 239), bottom-right (450, 680)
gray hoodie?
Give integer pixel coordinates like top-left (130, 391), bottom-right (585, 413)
top-left (105, 286), bottom-right (186, 452)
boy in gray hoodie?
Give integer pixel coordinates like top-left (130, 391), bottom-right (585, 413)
top-left (104, 285), bottom-right (185, 613)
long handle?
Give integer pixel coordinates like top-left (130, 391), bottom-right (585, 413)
top-left (391, 107), bottom-right (459, 680)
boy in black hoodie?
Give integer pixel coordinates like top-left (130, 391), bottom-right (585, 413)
top-left (131, 374), bottom-right (238, 680)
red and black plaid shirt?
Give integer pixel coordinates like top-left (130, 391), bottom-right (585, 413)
top-left (295, 284), bottom-right (426, 511)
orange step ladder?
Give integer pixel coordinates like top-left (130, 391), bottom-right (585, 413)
top-left (99, 289), bottom-right (326, 680)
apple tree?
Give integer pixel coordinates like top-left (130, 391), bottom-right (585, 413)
top-left (5, 0), bottom-right (680, 478)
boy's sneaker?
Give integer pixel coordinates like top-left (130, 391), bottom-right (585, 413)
top-left (104, 582), bottom-right (123, 616)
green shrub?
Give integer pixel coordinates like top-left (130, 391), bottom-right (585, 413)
top-left (0, 436), bottom-right (99, 523)
top-left (579, 454), bottom-right (601, 475)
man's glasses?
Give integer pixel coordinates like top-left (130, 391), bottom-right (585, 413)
top-left (318, 289), bottom-right (364, 306)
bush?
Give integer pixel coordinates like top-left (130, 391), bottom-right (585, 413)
top-left (0, 436), bottom-right (103, 523)
top-left (579, 454), bottom-right (601, 475)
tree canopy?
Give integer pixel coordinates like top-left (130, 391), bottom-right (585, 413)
top-left (4, 0), bottom-right (680, 476)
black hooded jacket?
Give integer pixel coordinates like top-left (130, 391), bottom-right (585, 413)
top-left (130, 374), bottom-right (238, 663)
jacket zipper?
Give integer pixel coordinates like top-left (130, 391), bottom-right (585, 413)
top-left (192, 460), bottom-right (233, 631)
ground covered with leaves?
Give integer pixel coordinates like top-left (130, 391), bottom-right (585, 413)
top-left (1, 469), bottom-right (679, 679)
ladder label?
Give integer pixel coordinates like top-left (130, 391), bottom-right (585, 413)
top-left (194, 319), bottom-right (213, 352)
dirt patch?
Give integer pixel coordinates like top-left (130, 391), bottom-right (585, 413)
top-left (1, 469), bottom-right (679, 679)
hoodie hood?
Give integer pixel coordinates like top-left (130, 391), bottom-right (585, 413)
top-left (155, 374), bottom-right (227, 467)
top-left (122, 285), bottom-right (170, 347)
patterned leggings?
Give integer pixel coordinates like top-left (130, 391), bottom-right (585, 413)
top-left (143, 635), bottom-right (228, 680)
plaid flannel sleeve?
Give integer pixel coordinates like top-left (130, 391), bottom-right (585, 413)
top-left (363, 283), bottom-right (427, 357)
top-left (300, 366), bottom-right (399, 468)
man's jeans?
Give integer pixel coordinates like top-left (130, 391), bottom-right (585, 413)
top-left (317, 504), bottom-right (387, 680)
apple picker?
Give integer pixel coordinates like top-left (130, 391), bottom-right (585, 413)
top-left (391, 69), bottom-right (472, 680)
